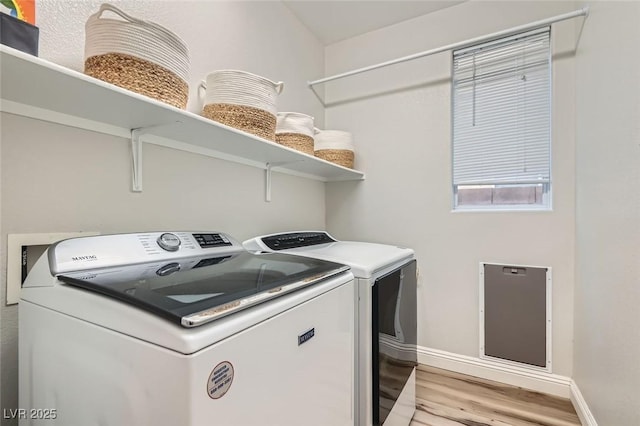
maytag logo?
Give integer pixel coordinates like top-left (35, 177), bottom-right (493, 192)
top-left (71, 255), bottom-right (98, 262)
top-left (298, 328), bottom-right (315, 346)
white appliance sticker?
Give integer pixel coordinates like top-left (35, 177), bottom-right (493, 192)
top-left (207, 361), bottom-right (234, 399)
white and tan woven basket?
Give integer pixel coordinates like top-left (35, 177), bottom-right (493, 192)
top-left (200, 70), bottom-right (284, 141)
top-left (314, 129), bottom-right (355, 169)
top-left (276, 112), bottom-right (314, 155)
top-left (84, 3), bottom-right (190, 109)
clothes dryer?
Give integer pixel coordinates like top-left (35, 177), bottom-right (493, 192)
top-left (243, 231), bottom-right (417, 426)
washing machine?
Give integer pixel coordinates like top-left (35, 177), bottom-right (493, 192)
top-left (243, 231), bottom-right (417, 426)
top-left (19, 231), bottom-right (356, 426)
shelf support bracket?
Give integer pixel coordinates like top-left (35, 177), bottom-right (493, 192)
top-left (265, 161), bottom-right (300, 202)
top-left (131, 128), bottom-right (144, 192)
top-left (130, 121), bottom-right (182, 192)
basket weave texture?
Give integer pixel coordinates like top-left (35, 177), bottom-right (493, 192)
top-left (201, 70), bottom-right (283, 115)
top-left (84, 3), bottom-right (190, 109)
top-left (200, 70), bottom-right (283, 140)
top-left (85, 53), bottom-right (188, 109)
top-left (276, 133), bottom-right (314, 155)
top-left (203, 103), bottom-right (276, 141)
top-left (315, 149), bottom-right (354, 169)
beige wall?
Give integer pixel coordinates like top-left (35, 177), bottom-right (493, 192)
top-left (574, 1), bottom-right (640, 425)
top-left (324, 1), bottom-right (577, 375)
top-left (1, 0), bottom-right (326, 420)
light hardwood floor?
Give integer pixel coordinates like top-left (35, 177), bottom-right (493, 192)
top-left (411, 365), bottom-right (581, 426)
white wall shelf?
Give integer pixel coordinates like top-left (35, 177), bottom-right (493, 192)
top-left (0, 46), bottom-right (364, 193)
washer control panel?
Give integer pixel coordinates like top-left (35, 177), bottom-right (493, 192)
top-left (49, 231), bottom-right (242, 275)
top-left (193, 233), bottom-right (232, 248)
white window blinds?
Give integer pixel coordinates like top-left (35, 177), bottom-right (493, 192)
top-left (452, 28), bottom-right (551, 186)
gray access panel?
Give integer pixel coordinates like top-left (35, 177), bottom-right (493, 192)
top-left (483, 264), bottom-right (548, 368)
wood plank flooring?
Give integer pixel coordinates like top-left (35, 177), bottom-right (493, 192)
top-left (410, 365), bottom-right (581, 426)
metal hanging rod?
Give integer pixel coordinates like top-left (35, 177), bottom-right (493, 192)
top-left (308, 7), bottom-right (589, 87)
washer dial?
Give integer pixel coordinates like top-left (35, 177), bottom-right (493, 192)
top-left (157, 233), bottom-right (181, 252)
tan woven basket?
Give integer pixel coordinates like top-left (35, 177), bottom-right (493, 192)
top-left (276, 133), bottom-right (314, 155)
top-left (203, 103), bottom-right (276, 141)
top-left (199, 70), bottom-right (283, 141)
top-left (85, 53), bottom-right (188, 109)
top-left (315, 149), bottom-right (354, 169)
top-left (84, 4), bottom-right (190, 109)
top-left (314, 129), bottom-right (355, 168)
top-left (275, 112), bottom-right (314, 154)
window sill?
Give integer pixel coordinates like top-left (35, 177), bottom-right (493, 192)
top-left (451, 205), bottom-right (553, 213)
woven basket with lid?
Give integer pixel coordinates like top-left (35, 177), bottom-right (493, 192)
top-left (84, 3), bottom-right (190, 109)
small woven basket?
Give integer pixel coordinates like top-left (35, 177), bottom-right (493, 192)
top-left (275, 112), bottom-right (315, 155)
top-left (314, 149), bottom-right (355, 168)
top-left (84, 3), bottom-right (190, 109)
top-left (314, 130), bottom-right (355, 169)
top-left (276, 133), bottom-right (314, 155)
top-left (200, 70), bottom-right (283, 141)
top-left (203, 103), bottom-right (276, 141)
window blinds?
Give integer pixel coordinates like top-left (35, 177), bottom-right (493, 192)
top-left (452, 28), bottom-right (551, 186)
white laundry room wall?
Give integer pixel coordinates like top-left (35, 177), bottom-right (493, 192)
top-left (574, 1), bottom-right (640, 425)
top-left (0, 0), bottom-right (326, 419)
top-left (324, 1), bottom-right (577, 379)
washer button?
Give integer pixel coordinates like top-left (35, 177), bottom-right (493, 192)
top-left (157, 233), bottom-right (181, 252)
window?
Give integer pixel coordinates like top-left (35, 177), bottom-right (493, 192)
top-left (452, 28), bottom-right (551, 210)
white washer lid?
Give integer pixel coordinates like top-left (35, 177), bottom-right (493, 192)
top-left (21, 264), bottom-right (353, 355)
top-left (252, 240), bottom-right (414, 279)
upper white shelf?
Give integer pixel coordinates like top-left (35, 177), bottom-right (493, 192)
top-left (0, 46), bottom-right (364, 182)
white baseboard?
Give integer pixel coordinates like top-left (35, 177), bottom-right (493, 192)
top-left (380, 335), bottom-right (416, 362)
top-left (570, 380), bottom-right (598, 426)
top-left (417, 346), bottom-right (600, 425)
top-left (417, 346), bottom-right (571, 398)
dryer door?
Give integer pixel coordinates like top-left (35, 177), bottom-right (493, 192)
top-left (372, 260), bottom-right (417, 425)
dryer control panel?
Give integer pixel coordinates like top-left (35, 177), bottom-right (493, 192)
top-left (48, 231), bottom-right (242, 275)
top-left (251, 231), bottom-right (336, 251)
